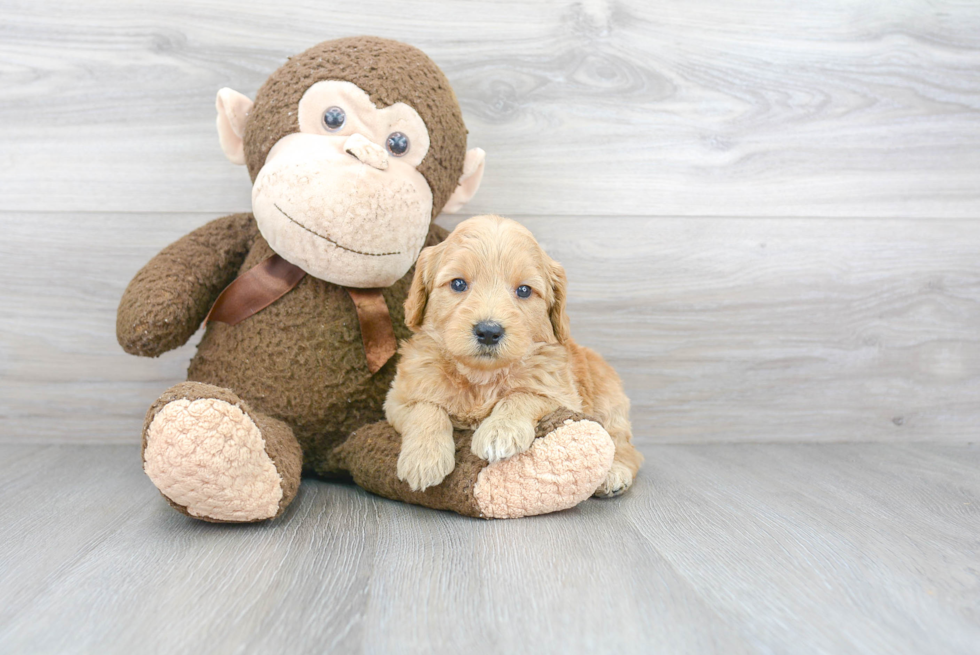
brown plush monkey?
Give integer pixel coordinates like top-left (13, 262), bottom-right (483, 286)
top-left (118, 37), bottom-right (615, 521)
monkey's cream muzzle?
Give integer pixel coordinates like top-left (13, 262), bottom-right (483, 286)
top-left (251, 132), bottom-right (433, 288)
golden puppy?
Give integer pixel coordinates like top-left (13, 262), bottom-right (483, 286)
top-left (385, 215), bottom-right (643, 496)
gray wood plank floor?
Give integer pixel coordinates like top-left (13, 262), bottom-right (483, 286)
top-left (1, 443), bottom-right (977, 655)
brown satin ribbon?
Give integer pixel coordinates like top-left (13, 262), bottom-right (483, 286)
top-left (206, 254), bottom-right (307, 326)
top-left (205, 254), bottom-right (397, 374)
top-left (346, 288), bottom-right (397, 374)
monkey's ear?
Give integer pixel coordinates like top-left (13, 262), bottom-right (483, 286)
top-left (216, 88), bottom-right (254, 166)
top-left (404, 244), bottom-right (439, 331)
top-left (441, 148), bottom-right (486, 214)
top-left (547, 257), bottom-right (571, 344)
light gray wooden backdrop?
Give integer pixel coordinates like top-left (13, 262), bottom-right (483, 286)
top-left (2, 0), bottom-right (979, 445)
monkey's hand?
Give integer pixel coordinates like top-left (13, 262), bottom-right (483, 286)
top-left (117, 213), bottom-right (258, 357)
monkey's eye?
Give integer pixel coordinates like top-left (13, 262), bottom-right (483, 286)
top-left (322, 106), bottom-right (346, 131)
top-left (450, 278), bottom-right (468, 293)
top-left (516, 285), bottom-right (532, 299)
top-left (386, 132), bottom-right (410, 156)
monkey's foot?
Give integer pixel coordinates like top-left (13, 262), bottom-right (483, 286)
top-left (472, 412), bottom-right (615, 518)
top-left (332, 409), bottom-right (614, 519)
top-left (142, 382), bottom-right (302, 523)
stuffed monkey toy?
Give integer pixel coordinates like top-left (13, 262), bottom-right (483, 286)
top-left (118, 37), bottom-right (615, 522)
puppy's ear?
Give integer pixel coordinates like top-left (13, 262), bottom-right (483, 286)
top-left (547, 258), bottom-right (571, 344)
top-left (404, 245), bottom-right (437, 331)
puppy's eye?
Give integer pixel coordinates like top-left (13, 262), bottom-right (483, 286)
top-left (322, 106), bottom-right (346, 131)
top-left (451, 278), bottom-right (468, 292)
top-left (516, 285), bottom-right (532, 298)
top-left (386, 132), bottom-right (410, 156)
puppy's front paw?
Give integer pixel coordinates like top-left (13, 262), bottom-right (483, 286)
top-left (471, 416), bottom-right (536, 462)
top-left (593, 462), bottom-right (634, 498)
top-left (397, 432), bottom-right (456, 491)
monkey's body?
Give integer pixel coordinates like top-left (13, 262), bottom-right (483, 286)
top-left (119, 37), bottom-right (619, 522)
top-left (185, 217), bottom-right (446, 476)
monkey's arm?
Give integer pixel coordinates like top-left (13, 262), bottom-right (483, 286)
top-left (117, 212), bottom-right (259, 357)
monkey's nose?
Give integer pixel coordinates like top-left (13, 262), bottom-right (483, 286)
top-left (344, 134), bottom-right (389, 170)
top-left (473, 321), bottom-right (505, 347)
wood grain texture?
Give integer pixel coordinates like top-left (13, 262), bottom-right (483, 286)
top-left (1, 0), bottom-right (979, 217)
top-left (0, 443), bottom-right (977, 654)
top-left (3, 212), bottom-right (979, 445)
top-left (3, 4), bottom-right (978, 652)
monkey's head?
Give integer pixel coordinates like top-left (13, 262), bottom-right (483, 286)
top-left (215, 37), bottom-right (485, 288)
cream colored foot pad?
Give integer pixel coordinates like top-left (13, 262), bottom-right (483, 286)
top-left (144, 398), bottom-right (283, 522)
top-left (473, 419), bottom-right (615, 519)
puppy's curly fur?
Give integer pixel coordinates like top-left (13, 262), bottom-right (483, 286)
top-left (385, 215), bottom-right (643, 495)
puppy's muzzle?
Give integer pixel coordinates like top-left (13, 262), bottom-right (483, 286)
top-left (473, 321), bottom-right (505, 347)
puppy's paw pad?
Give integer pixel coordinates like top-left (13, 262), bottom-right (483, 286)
top-left (471, 418), bottom-right (536, 462)
top-left (397, 437), bottom-right (455, 491)
top-left (593, 463), bottom-right (634, 498)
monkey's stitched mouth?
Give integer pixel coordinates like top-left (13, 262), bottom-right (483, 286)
top-left (274, 204), bottom-right (401, 257)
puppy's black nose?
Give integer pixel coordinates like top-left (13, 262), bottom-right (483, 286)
top-left (473, 321), bottom-right (505, 346)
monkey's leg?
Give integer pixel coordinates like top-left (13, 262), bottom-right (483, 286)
top-left (331, 409), bottom-right (614, 519)
top-left (142, 382), bottom-right (302, 523)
